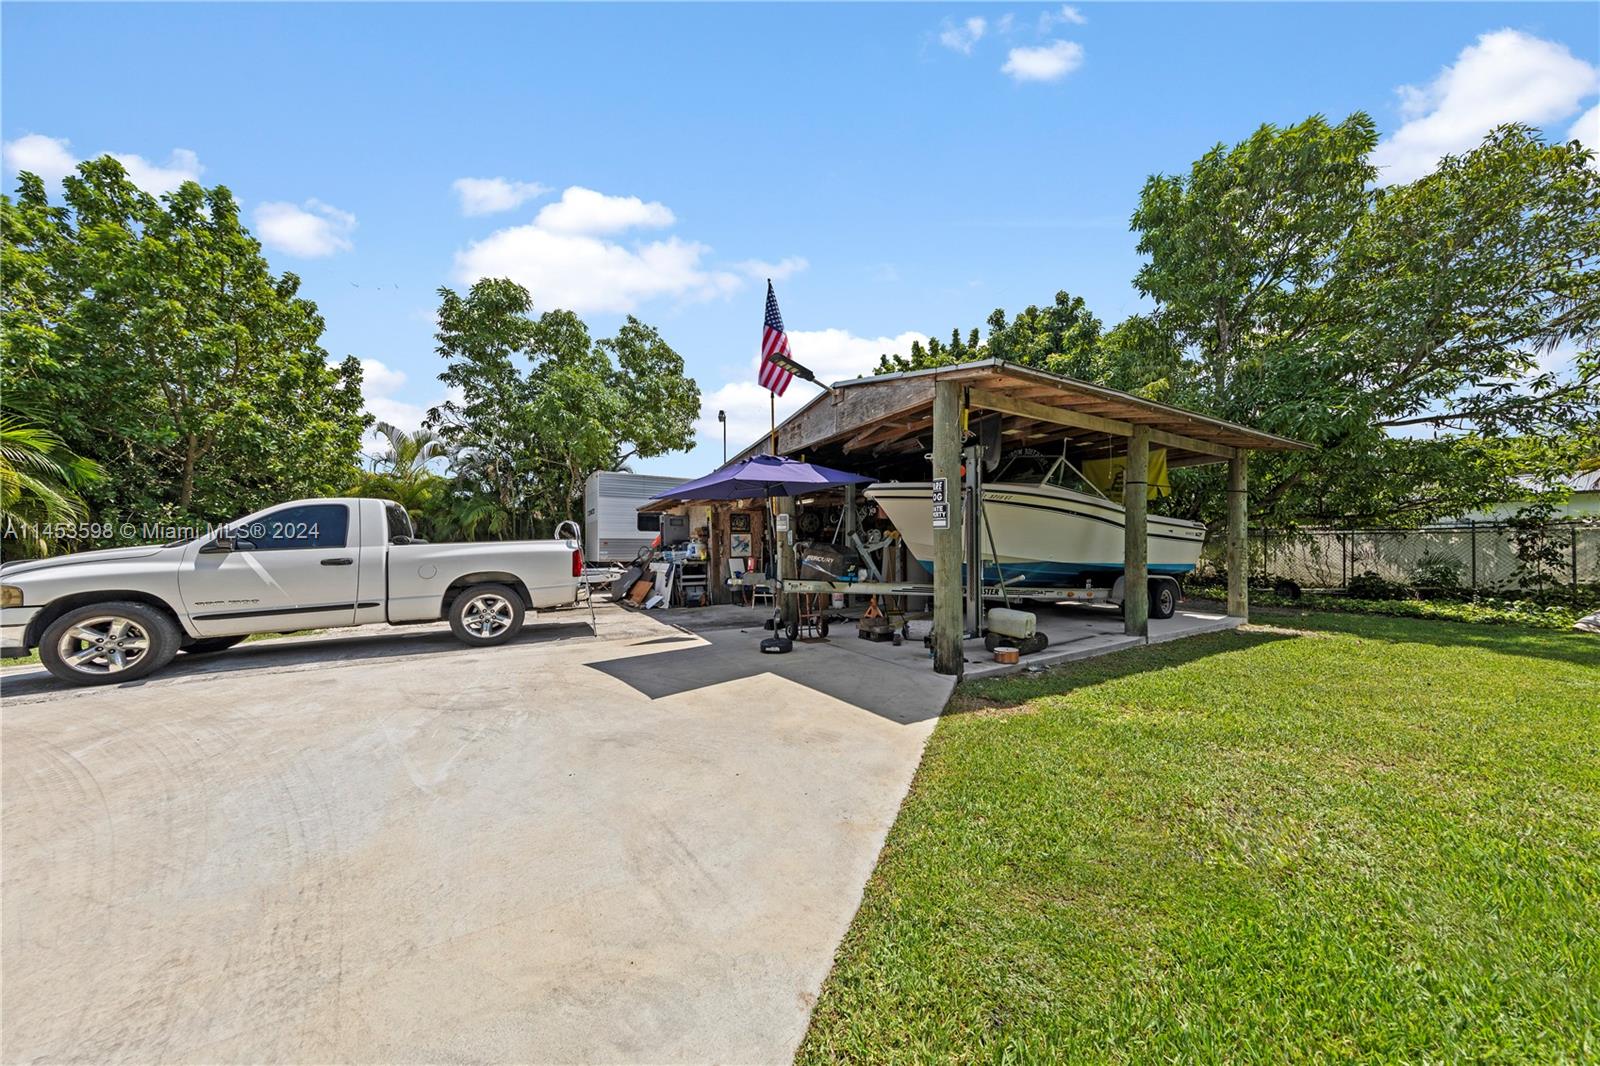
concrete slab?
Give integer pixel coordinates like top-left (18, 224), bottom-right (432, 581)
top-left (1, 603), bottom-right (952, 1064)
top-left (644, 598), bottom-right (1244, 681)
top-left (963, 604), bottom-right (1245, 680)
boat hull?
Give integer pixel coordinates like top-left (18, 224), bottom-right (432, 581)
top-left (865, 481), bottom-right (1205, 587)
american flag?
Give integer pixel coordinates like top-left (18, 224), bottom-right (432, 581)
top-left (758, 280), bottom-right (793, 396)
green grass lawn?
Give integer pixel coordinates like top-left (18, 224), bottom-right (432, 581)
top-left (800, 612), bottom-right (1599, 1063)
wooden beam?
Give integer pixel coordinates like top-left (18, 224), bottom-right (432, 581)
top-left (932, 379), bottom-right (964, 676)
top-left (968, 387), bottom-right (1131, 437)
top-left (1123, 427), bottom-right (1150, 638)
top-left (1226, 453), bottom-right (1249, 618)
top-left (775, 495), bottom-right (799, 627)
top-left (1149, 427), bottom-right (1235, 460)
top-left (969, 387), bottom-right (1239, 459)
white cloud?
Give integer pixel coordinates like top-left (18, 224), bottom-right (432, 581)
top-left (110, 148), bottom-right (203, 194)
top-left (736, 256), bottom-right (809, 282)
top-left (350, 357), bottom-right (465, 458)
top-left (694, 329), bottom-right (928, 453)
top-left (361, 358), bottom-right (428, 436)
top-left (457, 225), bottom-right (738, 314)
top-left (3, 133), bottom-right (77, 183)
top-left (1002, 40), bottom-right (1085, 83)
top-left (1038, 5), bottom-right (1086, 32)
top-left (1372, 30), bottom-right (1600, 183)
top-left (254, 199), bottom-right (357, 257)
top-left (452, 176), bottom-right (549, 216)
top-left (3, 134), bottom-right (203, 194)
top-left (454, 184), bottom-right (747, 313)
top-left (939, 16), bottom-right (987, 55)
top-left (1570, 102), bottom-right (1600, 155)
top-left (533, 186), bottom-right (675, 235)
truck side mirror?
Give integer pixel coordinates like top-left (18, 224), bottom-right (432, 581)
top-left (200, 534), bottom-right (234, 554)
top-left (200, 533), bottom-right (256, 553)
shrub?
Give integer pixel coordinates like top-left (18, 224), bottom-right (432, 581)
top-left (1412, 552), bottom-right (1462, 590)
top-left (1347, 570), bottom-right (1413, 600)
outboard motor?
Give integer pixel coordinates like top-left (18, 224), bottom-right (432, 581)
top-left (797, 543), bottom-right (859, 582)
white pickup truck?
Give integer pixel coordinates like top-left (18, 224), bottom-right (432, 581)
top-left (1, 497), bottom-right (584, 686)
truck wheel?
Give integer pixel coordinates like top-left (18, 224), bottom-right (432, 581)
top-left (40, 601), bottom-right (181, 686)
top-left (181, 635), bottom-right (247, 656)
top-left (449, 583), bottom-right (525, 647)
top-left (1150, 579), bottom-right (1178, 620)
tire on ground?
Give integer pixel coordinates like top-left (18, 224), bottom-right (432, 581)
top-left (39, 600), bottom-right (182, 686)
top-left (1149, 578), bottom-right (1179, 620)
top-left (181, 635), bottom-right (248, 655)
top-left (447, 582), bottom-right (526, 647)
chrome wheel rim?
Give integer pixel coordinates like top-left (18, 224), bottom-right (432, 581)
top-left (462, 594), bottom-right (513, 638)
top-left (55, 615), bottom-right (153, 675)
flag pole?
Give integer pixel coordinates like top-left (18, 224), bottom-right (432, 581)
top-left (769, 391), bottom-right (776, 455)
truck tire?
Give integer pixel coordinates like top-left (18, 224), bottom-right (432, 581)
top-left (448, 583), bottom-right (525, 647)
top-left (181, 635), bottom-right (247, 656)
top-left (1150, 578), bottom-right (1179, 620)
top-left (40, 601), bottom-right (181, 686)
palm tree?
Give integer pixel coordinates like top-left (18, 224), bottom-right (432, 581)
top-left (349, 422), bottom-right (453, 535)
top-left (371, 421), bottom-right (445, 478)
top-left (0, 418), bottom-right (104, 558)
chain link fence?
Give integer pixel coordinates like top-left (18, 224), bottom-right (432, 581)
top-left (1202, 521), bottom-right (1599, 596)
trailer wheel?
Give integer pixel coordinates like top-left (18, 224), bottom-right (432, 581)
top-left (449, 583), bottom-right (525, 646)
top-left (1149, 578), bottom-right (1179, 620)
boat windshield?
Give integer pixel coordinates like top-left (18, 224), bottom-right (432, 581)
top-left (993, 452), bottom-right (1109, 500)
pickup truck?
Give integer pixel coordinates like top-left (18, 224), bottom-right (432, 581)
top-left (0, 497), bottom-right (584, 686)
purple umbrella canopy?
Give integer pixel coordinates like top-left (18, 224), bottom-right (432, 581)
top-left (650, 454), bottom-right (874, 502)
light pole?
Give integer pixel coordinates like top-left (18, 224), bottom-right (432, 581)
top-left (718, 409), bottom-right (726, 463)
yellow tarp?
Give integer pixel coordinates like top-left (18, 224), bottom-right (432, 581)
top-left (1082, 447), bottom-right (1170, 500)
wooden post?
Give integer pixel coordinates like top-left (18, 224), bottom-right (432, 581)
top-left (1226, 451), bottom-right (1249, 618)
top-left (1123, 427), bottom-right (1149, 638)
top-left (774, 495), bottom-right (798, 627)
top-left (932, 378), bottom-right (964, 675)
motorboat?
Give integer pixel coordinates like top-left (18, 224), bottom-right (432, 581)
top-left (865, 451), bottom-right (1205, 588)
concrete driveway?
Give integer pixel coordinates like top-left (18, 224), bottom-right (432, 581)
top-left (1, 604), bottom-right (952, 1063)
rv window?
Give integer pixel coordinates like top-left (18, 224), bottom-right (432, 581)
top-left (636, 513), bottom-right (662, 532)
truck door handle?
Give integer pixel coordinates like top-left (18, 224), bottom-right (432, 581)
top-left (321, 557), bottom-right (354, 566)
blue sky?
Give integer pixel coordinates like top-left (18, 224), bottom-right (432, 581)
top-left (5, 2), bottom-right (1597, 475)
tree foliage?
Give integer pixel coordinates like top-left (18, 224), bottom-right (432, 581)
top-left (0, 417), bottom-right (104, 557)
top-left (877, 115), bottom-right (1599, 528)
top-left (1, 159), bottom-right (368, 538)
top-left (425, 278), bottom-right (699, 538)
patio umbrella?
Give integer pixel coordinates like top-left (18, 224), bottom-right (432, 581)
top-left (649, 454), bottom-right (874, 635)
top-left (648, 453), bottom-right (873, 503)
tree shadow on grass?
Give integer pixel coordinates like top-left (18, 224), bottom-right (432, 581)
top-left (1246, 605), bottom-right (1598, 670)
top-left (948, 627), bottom-right (1299, 717)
